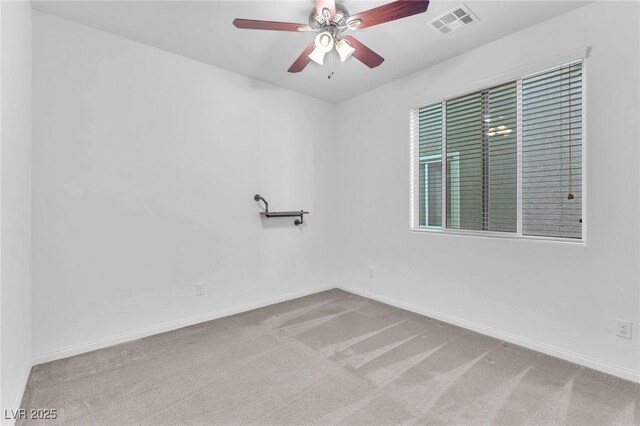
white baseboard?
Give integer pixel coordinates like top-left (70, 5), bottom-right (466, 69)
top-left (31, 283), bottom-right (640, 383)
top-left (32, 285), bottom-right (334, 365)
top-left (3, 365), bottom-right (32, 426)
top-left (338, 284), bottom-right (640, 384)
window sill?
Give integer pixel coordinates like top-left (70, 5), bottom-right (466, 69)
top-left (411, 227), bottom-right (585, 245)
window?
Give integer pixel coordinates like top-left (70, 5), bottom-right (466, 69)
top-left (412, 61), bottom-right (584, 240)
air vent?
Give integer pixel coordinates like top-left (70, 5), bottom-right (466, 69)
top-left (429, 4), bottom-right (477, 36)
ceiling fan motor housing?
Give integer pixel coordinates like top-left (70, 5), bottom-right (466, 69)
top-left (309, 3), bottom-right (350, 35)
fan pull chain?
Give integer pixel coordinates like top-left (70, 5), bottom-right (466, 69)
top-left (328, 51), bottom-right (334, 79)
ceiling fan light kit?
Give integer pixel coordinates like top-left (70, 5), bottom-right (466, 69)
top-left (233, 0), bottom-right (430, 75)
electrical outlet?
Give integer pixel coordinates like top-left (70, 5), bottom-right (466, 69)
top-left (616, 319), bottom-right (632, 339)
top-left (368, 267), bottom-right (375, 278)
top-left (195, 283), bottom-right (205, 296)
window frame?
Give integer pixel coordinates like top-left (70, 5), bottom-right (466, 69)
top-left (410, 58), bottom-right (587, 244)
top-left (420, 154), bottom-right (442, 229)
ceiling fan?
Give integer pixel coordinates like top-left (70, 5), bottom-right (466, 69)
top-left (233, 0), bottom-right (430, 74)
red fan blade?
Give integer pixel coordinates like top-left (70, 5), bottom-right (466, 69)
top-left (233, 18), bottom-right (309, 32)
top-left (342, 36), bottom-right (384, 68)
top-left (349, 0), bottom-right (430, 30)
top-left (288, 42), bottom-right (317, 73)
top-left (315, 0), bottom-right (336, 19)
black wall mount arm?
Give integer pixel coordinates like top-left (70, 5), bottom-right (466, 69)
top-left (254, 194), bottom-right (269, 213)
top-left (254, 194), bottom-right (308, 226)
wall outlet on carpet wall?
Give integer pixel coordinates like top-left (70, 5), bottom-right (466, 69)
top-left (616, 319), bottom-right (632, 339)
top-left (195, 283), bottom-right (205, 296)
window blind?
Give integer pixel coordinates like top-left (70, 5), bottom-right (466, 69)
top-left (445, 82), bottom-right (517, 232)
top-left (414, 60), bottom-right (584, 240)
top-left (522, 62), bottom-right (583, 239)
top-left (418, 103), bottom-right (442, 228)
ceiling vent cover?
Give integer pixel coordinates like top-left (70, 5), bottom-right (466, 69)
top-left (429, 4), bottom-right (477, 36)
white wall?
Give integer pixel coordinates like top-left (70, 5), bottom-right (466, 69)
top-left (31, 11), bottom-right (337, 361)
top-left (0, 0), bottom-right (33, 422)
top-left (335, 1), bottom-right (640, 381)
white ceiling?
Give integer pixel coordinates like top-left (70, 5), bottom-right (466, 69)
top-left (31, 0), bottom-right (591, 103)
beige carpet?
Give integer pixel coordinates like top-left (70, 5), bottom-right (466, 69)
top-left (20, 289), bottom-right (640, 425)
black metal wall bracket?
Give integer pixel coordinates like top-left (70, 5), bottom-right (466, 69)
top-left (254, 194), bottom-right (308, 226)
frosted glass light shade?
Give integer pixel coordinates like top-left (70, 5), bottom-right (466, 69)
top-left (336, 39), bottom-right (355, 62)
top-left (308, 47), bottom-right (326, 65)
top-left (315, 32), bottom-right (334, 52)
top-left (309, 31), bottom-right (334, 65)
